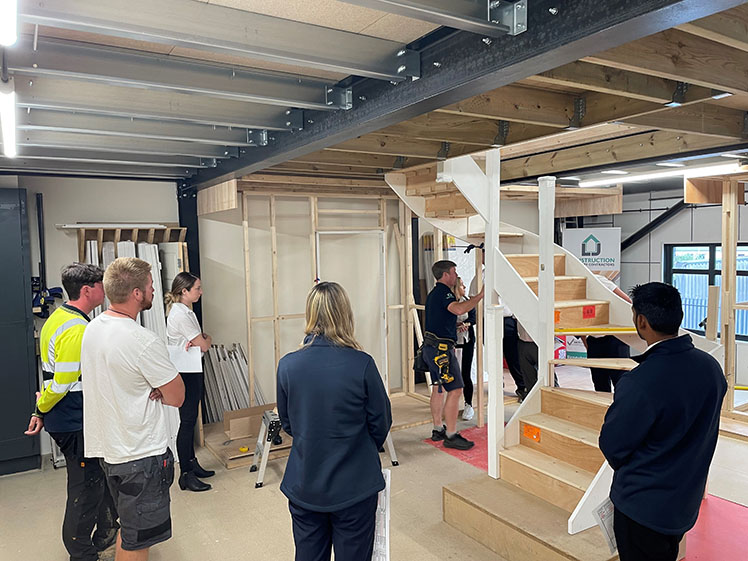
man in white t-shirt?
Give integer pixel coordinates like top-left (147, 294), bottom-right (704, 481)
top-left (82, 257), bottom-right (185, 561)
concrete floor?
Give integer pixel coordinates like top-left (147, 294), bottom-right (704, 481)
top-left (0, 422), bottom-right (502, 561)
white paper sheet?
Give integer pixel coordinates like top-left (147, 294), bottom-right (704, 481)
top-left (167, 345), bottom-right (202, 373)
top-left (592, 497), bottom-right (617, 554)
top-left (372, 469), bottom-right (391, 561)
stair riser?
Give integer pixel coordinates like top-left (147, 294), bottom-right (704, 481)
top-left (527, 278), bottom-right (587, 301)
top-left (556, 303), bottom-right (609, 328)
top-left (444, 490), bottom-right (596, 561)
top-left (507, 255), bottom-right (566, 277)
top-left (519, 421), bottom-right (605, 473)
top-left (541, 391), bottom-right (609, 432)
top-left (500, 454), bottom-right (585, 513)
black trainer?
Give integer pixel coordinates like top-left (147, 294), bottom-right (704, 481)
top-left (444, 432), bottom-right (475, 450)
top-left (431, 425), bottom-right (447, 441)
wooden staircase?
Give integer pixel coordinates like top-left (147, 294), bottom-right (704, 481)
top-left (444, 387), bottom-right (617, 561)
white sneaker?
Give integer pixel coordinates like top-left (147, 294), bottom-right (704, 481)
top-left (462, 404), bottom-right (475, 421)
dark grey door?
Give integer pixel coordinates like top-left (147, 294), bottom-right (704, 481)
top-left (0, 188), bottom-right (39, 474)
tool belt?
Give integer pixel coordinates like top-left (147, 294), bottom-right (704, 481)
top-left (423, 332), bottom-right (455, 351)
top-left (416, 332), bottom-right (456, 386)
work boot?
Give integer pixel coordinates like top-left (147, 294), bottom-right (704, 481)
top-left (431, 425), bottom-right (447, 441)
top-left (188, 457), bottom-right (215, 478)
top-left (444, 432), bottom-right (474, 450)
top-left (179, 471), bottom-right (211, 492)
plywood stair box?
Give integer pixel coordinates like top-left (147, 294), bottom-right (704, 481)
top-left (387, 150), bottom-right (709, 561)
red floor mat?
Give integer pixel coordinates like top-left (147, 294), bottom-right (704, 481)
top-left (425, 425), bottom-right (747, 560)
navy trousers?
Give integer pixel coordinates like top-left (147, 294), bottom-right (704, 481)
top-left (288, 494), bottom-right (379, 561)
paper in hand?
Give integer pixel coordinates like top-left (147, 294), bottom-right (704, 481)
top-left (167, 345), bottom-right (202, 372)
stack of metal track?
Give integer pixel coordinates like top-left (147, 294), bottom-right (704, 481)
top-left (203, 343), bottom-right (264, 423)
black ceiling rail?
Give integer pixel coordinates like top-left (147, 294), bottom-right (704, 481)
top-left (621, 200), bottom-right (688, 252)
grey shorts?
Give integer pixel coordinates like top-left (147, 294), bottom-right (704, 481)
top-left (422, 345), bottom-right (464, 393)
top-left (101, 448), bottom-right (174, 551)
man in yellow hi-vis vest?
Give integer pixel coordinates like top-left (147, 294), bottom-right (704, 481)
top-left (25, 263), bottom-right (119, 561)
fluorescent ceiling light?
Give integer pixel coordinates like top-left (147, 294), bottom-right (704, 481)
top-left (600, 170), bottom-right (629, 175)
top-left (721, 154), bottom-right (747, 159)
top-left (0, 0), bottom-right (18, 46)
top-left (560, 176), bottom-right (581, 181)
top-left (579, 162), bottom-right (742, 188)
top-left (0, 78), bottom-right (17, 158)
top-left (656, 162), bottom-right (686, 168)
top-left (711, 90), bottom-right (733, 100)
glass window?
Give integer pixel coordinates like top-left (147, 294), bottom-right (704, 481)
top-left (715, 246), bottom-right (748, 271)
top-left (672, 273), bottom-right (709, 332)
top-left (672, 246), bottom-right (709, 270)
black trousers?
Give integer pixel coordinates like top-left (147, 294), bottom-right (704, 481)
top-left (517, 339), bottom-right (539, 390)
top-left (289, 494), bottom-right (379, 561)
top-left (503, 317), bottom-right (526, 391)
top-left (458, 326), bottom-right (475, 405)
top-left (587, 336), bottom-right (630, 392)
top-left (614, 507), bottom-right (683, 561)
top-left (177, 372), bottom-right (204, 470)
top-left (49, 430), bottom-right (119, 561)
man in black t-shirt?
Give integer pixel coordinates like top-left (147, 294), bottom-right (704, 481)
top-left (423, 260), bottom-right (484, 450)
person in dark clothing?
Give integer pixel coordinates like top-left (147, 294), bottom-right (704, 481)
top-left (453, 277), bottom-right (476, 421)
top-left (503, 314), bottom-right (528, 400)
top-left (25, 263), bottom-right (119, 561)
top-left (277, 282), bottom-right (392, 561)
top-left (425, 260), bottom-right (484, 450)
top-left (599, 282), bottom-right (726, 561)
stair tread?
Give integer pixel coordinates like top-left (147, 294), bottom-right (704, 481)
top-left (542, 387), bottom-right (613, 408)
top-left (523, 275), bottom-right (586, 282)
top-left (552, 357), bottom-right (638, 371)
top-left (555, 324), bottom-right (636, 335)
top-left (521, 413), bottom-right (601, 446)
top-left (444, 476), bottom-right (616, 561)
top-left (554, 299), bottom-right (608, 308)
top-left (501, 445), bottom-right (595, 491)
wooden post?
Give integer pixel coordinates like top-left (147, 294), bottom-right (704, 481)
top-left (476, 247), bottom-right (485, 428)
top-left (538, 176), bottom-right (557, 388)
top-left (434, 227), bottom-right (443, 261)
top-left (404, 207), bottom-right (416, 395)
top-left (242, 194), bottom-right (255, 407)
top-left (310, 196), bottom-right (318, 283)
top-left (485, 147), bottom-right (503, 479)
top-left (722, 179), bottom-right (739, 412)
top-left (706, 285), bottom-right (720, 342)
top-left (396, 202), bottom-right (409, 394)
top-left (270, 195), bottom-right (281, 369)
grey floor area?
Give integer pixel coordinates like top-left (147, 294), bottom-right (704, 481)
top-left (0, 422), bottom-right (501, 561)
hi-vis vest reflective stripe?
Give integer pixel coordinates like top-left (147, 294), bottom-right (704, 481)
top-left (36, 306), bottom-right (88, 414)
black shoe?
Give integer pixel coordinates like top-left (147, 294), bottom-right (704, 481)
top-left (444, 432), bottom-right (475, 450)
top-left (92, 526), bottom-right (118, 552)
top-left (431, 425), bottom-right (447, 441)
top-left (179, 471), bottom-right (211, 492)
top-left (515, 388), bottom-right (527, 403)
top-left (188, 457), bottom-right (215, 478)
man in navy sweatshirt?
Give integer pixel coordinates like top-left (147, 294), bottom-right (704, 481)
top-left (599, 282), bottom-right (726, 561)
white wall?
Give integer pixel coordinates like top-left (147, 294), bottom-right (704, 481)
top-left (579, 188), bottom-right (748, 292)
top-left (18, 176), bottom-right (179, 291)
top-left (197, 207), bottom-right (249, 351)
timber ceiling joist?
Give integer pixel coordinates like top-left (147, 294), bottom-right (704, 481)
top-left (0, 1), bottom-right (746, 184)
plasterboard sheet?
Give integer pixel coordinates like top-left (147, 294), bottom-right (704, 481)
top-left (279, 317), bottom-right (306, 363)
top-left (251, 319), bottom-right (277, 403)
top-left (276, 197), bottom-right (313, 315)
top-left (245, 195), bottom-right (274, 318)
top-left (318, 232), bottom-right (386, 377)
top-left (318, 198), bottom-right (380, 211)
top-left (318, 213), bottom-right (380, 229)
top-left (385, 200), bottom-right (403, 390)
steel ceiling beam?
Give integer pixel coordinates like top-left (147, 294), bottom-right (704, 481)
top-left (6, 36), bottom-right (350, 111)
top-left (0, 159), bottom-right (194, 178)
top-left (15, 130), bottom-right (240, 159)
top-left (187, 0), bottom-right (746, 188)
top-left (339, 0), bottom-right (525, 36)
top-left (1, 146), bottom-right (215, 168)
top-left (17, 110), bottom-right (258, 147)
top-left (13, 76), bottom-right (290, 130)
top-left (17, 0), bottom-right (414, 81)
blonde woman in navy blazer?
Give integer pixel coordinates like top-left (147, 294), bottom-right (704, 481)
top-left (277, 282), bottom-right (392, 561)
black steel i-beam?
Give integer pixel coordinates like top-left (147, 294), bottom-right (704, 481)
top-left (190, 0), bottom-right (746, 189)
top-left (621, 201), bottom-right (688, 252)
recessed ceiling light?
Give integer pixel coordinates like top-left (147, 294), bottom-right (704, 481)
top-left (600, 170), bottom-right (629, 175)
top-left (656, 162), bottom-right (686, 168)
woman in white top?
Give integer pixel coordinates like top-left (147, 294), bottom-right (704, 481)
top-left (165, 272), bottom-right (214, 492)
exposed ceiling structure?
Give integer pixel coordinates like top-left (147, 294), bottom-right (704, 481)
top-left (0, 0), bottom-right (746, 188)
